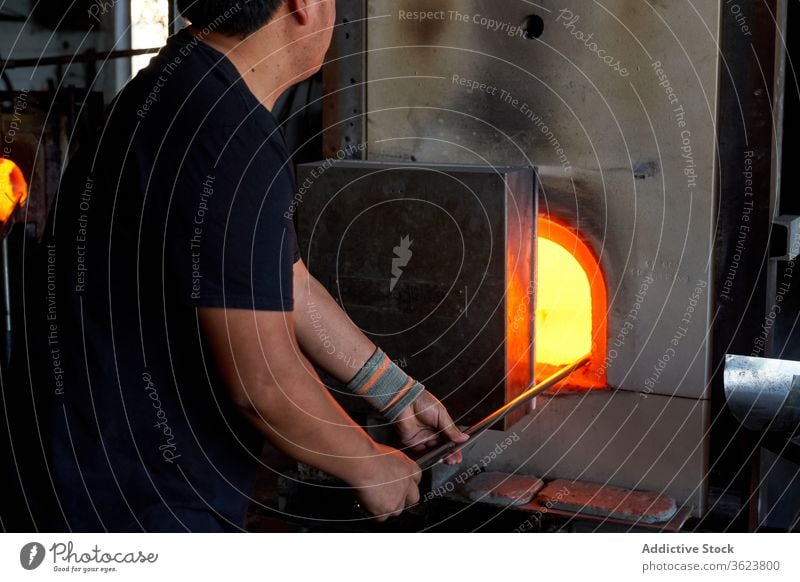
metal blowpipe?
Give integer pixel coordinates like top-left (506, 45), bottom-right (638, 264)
top-left (415, 355), bottom-right (591, 471)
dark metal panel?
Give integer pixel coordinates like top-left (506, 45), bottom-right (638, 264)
top-left (296, 161), bottom-right (535, 427)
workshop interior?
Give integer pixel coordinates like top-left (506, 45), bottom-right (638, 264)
top-left (1, 0), bottom-right (800, 533)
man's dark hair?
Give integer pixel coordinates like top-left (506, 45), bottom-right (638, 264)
top-left (177, 0), bottom-right (285, 37)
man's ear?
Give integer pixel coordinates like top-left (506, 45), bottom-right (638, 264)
top-left (287, 0), bottom-right (309, 26)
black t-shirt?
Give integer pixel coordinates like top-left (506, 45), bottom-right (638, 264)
top-left (32, 29), bottom-right (299, 531)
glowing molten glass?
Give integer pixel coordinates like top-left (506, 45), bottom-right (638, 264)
top-left (0, 158), bottom-right (28, 223)
top-left (536, 217), bottom-right (607, 389)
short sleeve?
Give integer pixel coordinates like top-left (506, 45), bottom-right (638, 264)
top-left (165, 120), bottom-right (299, 311)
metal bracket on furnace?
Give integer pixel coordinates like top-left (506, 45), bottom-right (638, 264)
top-left (771, 215), bottom-right (800, 261)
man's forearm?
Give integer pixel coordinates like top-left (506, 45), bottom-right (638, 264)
top-left (198, 308), bottom-right (379, 487)
top-left (236, 354), bottom-right (380, 486)
top-left (289, 264), bottom-right (466, 462)
top-left (293, 261), bottom-right (376, 383)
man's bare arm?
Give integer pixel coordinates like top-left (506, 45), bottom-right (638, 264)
top-left (291, 260), bottom-right (469, 460)
top-left (293, 260), bottom-right (375, 382)
top-left (198, 307), bottom-right (419, 520)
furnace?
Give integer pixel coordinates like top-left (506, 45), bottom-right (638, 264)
top-left (302, 0), bottom-right (794, 525)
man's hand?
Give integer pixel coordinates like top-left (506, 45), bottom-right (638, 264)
top-left (394, 390), bottom-right (469, 465)
top-left (353, 444), bottom-right (421, 521)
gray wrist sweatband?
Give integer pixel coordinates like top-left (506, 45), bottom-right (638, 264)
top-left (345, 348), bottom-right (424, 421)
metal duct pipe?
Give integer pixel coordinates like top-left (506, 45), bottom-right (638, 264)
top-left (724, 354), bottom-right (800, 434)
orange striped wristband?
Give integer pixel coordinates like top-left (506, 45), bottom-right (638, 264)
top-left (345, 348), bottom-right (424, 421)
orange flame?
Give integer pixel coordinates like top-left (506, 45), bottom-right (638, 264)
top-left (536, 217), bottom-right (607, 389)
top-left (0, 158), bottom-right (28, 223)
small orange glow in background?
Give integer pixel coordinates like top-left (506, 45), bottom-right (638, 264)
top-left (536, 217), bottom-right (607, 389)
top-left (0, 158), bottom-right (28, 223)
